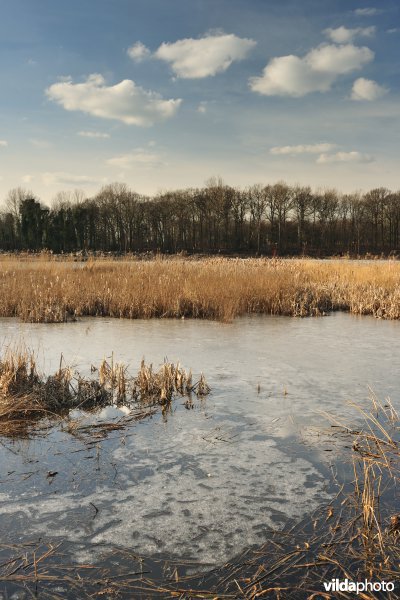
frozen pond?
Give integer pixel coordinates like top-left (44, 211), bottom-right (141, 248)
top-left (1, 313), bottom-right (399, 568)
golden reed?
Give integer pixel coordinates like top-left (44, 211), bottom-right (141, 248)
top-left (1, 255), bottom-right (400, 322)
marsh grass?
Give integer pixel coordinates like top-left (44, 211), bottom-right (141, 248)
top-left (0, 349), bottom-right (209, 437)
top-left (1, 256), bottom-right (400, 322)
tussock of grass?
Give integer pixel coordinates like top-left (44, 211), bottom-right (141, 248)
top-left (1, 256), bottom-right (400, 323)
top-left (0, 349), bottom-right (209, 436)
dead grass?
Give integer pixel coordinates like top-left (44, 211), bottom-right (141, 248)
top-left (0, 348), bottom-right (209, 437)
top-left (1, 256), bottom-right (400, 322)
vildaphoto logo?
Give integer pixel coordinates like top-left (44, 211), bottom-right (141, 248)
top-left (323, 579), bottom-right (395, 594)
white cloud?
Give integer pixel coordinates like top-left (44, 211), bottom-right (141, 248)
top-left (324, 26), bottom-right (375, 44)
top-left (154, 33), bottom-right (256, 78)
top-left (351, 77), bottom-right (388, 101)
top-left (250, 55), bottom-right (333, 96)
top-left (354, 7), bottom-right (381, 16)
top-left (271, 143), bottom-right (336, 155)
top-left (127, 42), bottom-right (151, 63)
top-left (197, 102), bottom-right (207, 114)
top-left (387, 28), bottom-right (400, 34)
top-left (316, 151), bottom-right (374, 164)
top-left (306, 44), bottom-right (373, 74)
top-left (42, 172), bottom-right (105, 186)
top-left (250, 43), bottom-right (374, 97)
top-left (78, 130), bottom-right (110, 138)
top-left (46, 74), bottom-right (182, 126)
top-left (0, 140), bottom-right (8, 147)
top-left (107, 150), bottom-right (163, 170)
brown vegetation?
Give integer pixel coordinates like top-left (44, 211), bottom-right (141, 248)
top-left (0, 348), bottom-right (209, 436)
top-left (1, 255), bottom-right (400, 323)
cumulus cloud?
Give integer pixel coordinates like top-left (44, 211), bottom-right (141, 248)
top-left (154, 32), bottom-right (256, 78)
top-left (107, 150), bottom-right (163, 169)
top-left (250, 43), bottom-right (374, 97)
top-left (306, 43), bottom-right (373, 74)
top-left (354, 7), bottom-right (381, 16)
top-left (0, 140), bottom-right (8, 147)
top-left (46, 74), bottom-right (182, 126)
top-left (250, 55), bottom-right (333, 96)
top-left (271, 143), bottom-right (336, 155)
top-left (78, 130), bottom-right (110, 138)
top-left (42, 172), bottom-right (104, 186)
top-left (316, 151), bottom-right (374, 164)
top-left (351, 77), bottom-right (388, 100)
top-left (127, 41), bottom-right (151, 63)
top-left (324, 26), bottom-right (375, 44)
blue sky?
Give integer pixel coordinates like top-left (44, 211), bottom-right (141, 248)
top-left (0, 0), bottom-right (399, 203)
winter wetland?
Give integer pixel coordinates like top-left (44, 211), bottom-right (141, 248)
top-left (0, 264), bottom-right (399, 598)
top-left (1, 0), bottom-right (400, 595)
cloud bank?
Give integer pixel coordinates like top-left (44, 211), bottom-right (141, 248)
top-left (46, 74), bottom-right (182, 126)
top-left (271, 143), bottom-right (336, 155)
top-left (317, 151), bottom-right (374, 164)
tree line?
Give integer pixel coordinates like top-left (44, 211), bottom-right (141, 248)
top-left (1, 180), bottom-right (399, 256)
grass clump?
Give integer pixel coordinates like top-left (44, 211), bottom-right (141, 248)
top-left (0, 348), bottom-right (209, 437)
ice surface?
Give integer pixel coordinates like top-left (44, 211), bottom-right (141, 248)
top-left (0, 434), bottom-right (329, 565)
top-left (2, 313), bottom-right (399, 566)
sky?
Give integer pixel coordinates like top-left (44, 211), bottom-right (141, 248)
top-left (0, 0), bottom-right (399, 204)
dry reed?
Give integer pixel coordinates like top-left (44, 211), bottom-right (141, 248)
top-left (1, 256), bottom-right (400, 322)
top-left (0, 349), bottom-right (209, 436)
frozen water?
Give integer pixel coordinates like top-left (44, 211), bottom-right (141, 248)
top-left (0, 430), bottom-right (330, 565)
top-left (1, 313), bottom-right (399, 565)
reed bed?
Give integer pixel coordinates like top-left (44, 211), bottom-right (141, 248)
top-left (1, 256), bottom-right (400, 322)
top-left (0, 349), bottom-right (209, 436)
